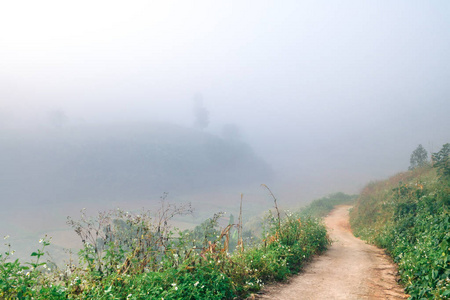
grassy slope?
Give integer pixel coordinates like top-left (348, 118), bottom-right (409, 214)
top-left (298, 192), bottom-right (357, 218)
top-left (350, 166), bottom-right (450, 299)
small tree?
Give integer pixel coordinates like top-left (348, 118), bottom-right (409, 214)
top-left (432, 143), bottom-right (450, 180)
top-left (409, 144), bottom-right (428, 170)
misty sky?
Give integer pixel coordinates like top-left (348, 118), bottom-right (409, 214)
top-left (1, 1), bottom-right (450, 196)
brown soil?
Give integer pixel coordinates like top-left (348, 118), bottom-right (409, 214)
top-left (255, 205), bottom-right (408, 300)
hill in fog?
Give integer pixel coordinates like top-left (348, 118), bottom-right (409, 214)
top-left (0, 122), bottom-right (272, 206)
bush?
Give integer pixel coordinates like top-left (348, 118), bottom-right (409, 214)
top-left (1, 197), bottom-right (330, 299)
top-left (350, 166), bottom-right (450, 299)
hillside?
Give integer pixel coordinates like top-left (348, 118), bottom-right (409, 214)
top-left (350, 163), bottom-right (450, 298)
top-left (0, 122), bottom-right (272, 205)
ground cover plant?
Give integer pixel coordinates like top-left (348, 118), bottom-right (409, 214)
top-left (350, 144), bottom-right (450, 299)
top-left (1, 189), bottom-right (330, 299)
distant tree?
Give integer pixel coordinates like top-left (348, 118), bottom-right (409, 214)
top-left (192, 93), bottom-right (209, 130)
top-left (432, 143), bottom-right (450, 180)
top-left (409, 144), bottom-right (428, 170)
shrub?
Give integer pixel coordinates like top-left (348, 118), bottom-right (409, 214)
top-left (350, 166), bottom-right (450, 299)
top-left (1, 193), bottom-right (330, 299)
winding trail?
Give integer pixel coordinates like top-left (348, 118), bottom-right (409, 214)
top-left (256, 205), bottom-right (407, 299)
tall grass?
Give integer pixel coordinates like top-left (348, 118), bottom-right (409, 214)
top-left (1, 190), bottom-right (330, 299)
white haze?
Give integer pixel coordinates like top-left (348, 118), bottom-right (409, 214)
top-left (1, 1), bottom-right (449, 212)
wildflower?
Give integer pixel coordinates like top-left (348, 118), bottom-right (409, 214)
top-left (3, 235), bottom-right (9, 240)
top-left (39, 238), bottom-right (44, 244)
top-left (194, 281), bottom-right (199, 287)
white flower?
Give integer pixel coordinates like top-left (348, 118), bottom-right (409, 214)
top-left (171, 283), bottom-right (177, 287)
top-left (4, 235), bottom-right (9, 240)
top-left (39, 238), bottom-right (44, 244)
top-left (194, 281), bottom-right (199, 287)
top-left (127, 294), bottom-right (132, 299)
top-left (174, 287), bottom-right (178, 291)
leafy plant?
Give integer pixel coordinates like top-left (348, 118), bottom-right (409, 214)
top-left (0, 236), bottom-right (66, 299)
top-left (1, 190), bottom-right (333, 299)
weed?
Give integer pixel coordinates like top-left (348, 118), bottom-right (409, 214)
top-left (1, 190), bottom-right (331, 299)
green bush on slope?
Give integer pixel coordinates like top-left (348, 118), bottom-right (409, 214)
top-left (350, 166), bottom-right (450, 299)
top-left (298, 192), bottom-right (357, 218)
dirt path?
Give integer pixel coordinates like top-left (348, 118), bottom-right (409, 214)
top-left (256, 205), bottom-right (407, 300)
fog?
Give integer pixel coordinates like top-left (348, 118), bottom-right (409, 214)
top-left (1, 1), bottom-right (449, 259)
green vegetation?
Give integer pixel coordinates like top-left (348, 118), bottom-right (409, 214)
top-left (409, 144), bottom-right (428, 170)
top-left (298, 192), bottom-right (357, 218)
top-left (350, 144), bottom-right (450, 299)
top-left (1, 191), bottom-right (330, 299)
top-left (433, 143), bottom-right (450, 181)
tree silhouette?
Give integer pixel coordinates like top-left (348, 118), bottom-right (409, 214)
top-left (192, 93), bottom-right (209, 130)
top-left (409, 144), bottom-right (428, 170)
